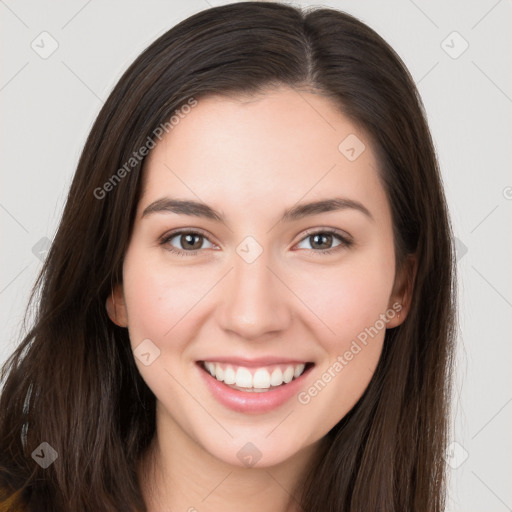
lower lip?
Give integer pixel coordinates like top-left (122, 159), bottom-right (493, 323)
top-left (197, 363), bottom-right (313, 414)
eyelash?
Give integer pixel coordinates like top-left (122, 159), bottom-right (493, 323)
top-left (159, 228), bottom-right (353, 257)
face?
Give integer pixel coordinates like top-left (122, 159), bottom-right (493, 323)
top-left (107, 86), bottom-right (411, 468)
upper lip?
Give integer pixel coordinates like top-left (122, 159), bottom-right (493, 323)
top-left (197, 356), bottom-right (313, 367)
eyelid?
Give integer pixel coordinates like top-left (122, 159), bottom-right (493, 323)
top-left (160, 226), bottom-right (213, 241)
top-left (297, 226), bottom-right (353, 245)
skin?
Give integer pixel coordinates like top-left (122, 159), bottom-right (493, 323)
top-left (107, 86), bottom-right (415, 512)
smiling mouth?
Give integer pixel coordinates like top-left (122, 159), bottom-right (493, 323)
top-left (198, 361), bottom-right (314, 392)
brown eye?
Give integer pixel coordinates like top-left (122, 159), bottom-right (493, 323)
top-left (161, 230), bottom-right (215, 256)
top-left (309, 233), bottom-right (334, 250)
top-left (177, 233), bottom-right (204, 250)
top-left (296, 229), bottom-right (352, 254)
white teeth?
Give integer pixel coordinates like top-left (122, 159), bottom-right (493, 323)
top-left (215, 363), bottom-right (224, 382)
top-left (235, 367), bottom-right (253, 388)
top-left (205, 362), bottom-right (215, 376)
top-left (270, 368), bottom-right (283, 387)
top-left (223, 366), bottom-right (236, 385)
top-left (294, 363), bottom-right (305, 378)
top-left (203, 362), bottom-right (308, 391)
top-left (253, 369), bottom-right (271, 389)
top-left (282, 366), bottom-right (294, 383)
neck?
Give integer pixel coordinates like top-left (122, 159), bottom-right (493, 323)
top-left (137, 413), bottom-right (324, 512)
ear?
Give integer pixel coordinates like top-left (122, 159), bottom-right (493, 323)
top-left (105, 283), bottom-right (128, 327)
top-left (386, 253), bottom-right (417, 328)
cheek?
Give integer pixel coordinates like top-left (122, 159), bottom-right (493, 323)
top-left (121, 251), bottom-right (206, 399)
top-left (297, 247), bottom-right (396, 349)
top-left (293, 261), bottom-right (394, 435)
top-left (121, 247), bottom-right (192, 349)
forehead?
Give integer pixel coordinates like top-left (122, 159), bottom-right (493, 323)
top-left (139, 87), bottom-right (388, 222)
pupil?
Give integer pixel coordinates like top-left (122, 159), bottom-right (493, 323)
top-left (312, 233), bottom-right (331, 249)
top-left (183, 234), bottom-right (201, 250)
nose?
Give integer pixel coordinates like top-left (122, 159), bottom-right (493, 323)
top-left (217, 248), bottom-right (291, 340)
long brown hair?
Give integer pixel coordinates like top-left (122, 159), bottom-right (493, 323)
top-left (0, 2), bottom-right (456, 510)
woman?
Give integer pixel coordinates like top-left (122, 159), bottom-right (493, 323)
top-left (0, 2), bottom-right (456, 510)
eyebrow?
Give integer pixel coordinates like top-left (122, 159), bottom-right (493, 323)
top-left (141, 196), bottom-right (374, 223)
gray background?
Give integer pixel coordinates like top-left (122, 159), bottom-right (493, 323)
top-left (1, 1), bottom-right (511, 510)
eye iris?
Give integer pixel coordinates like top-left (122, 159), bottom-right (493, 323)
top-left (181, 233), bottom-right (202, 250)
top-left (311, 233), bottom-right (332, 250)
